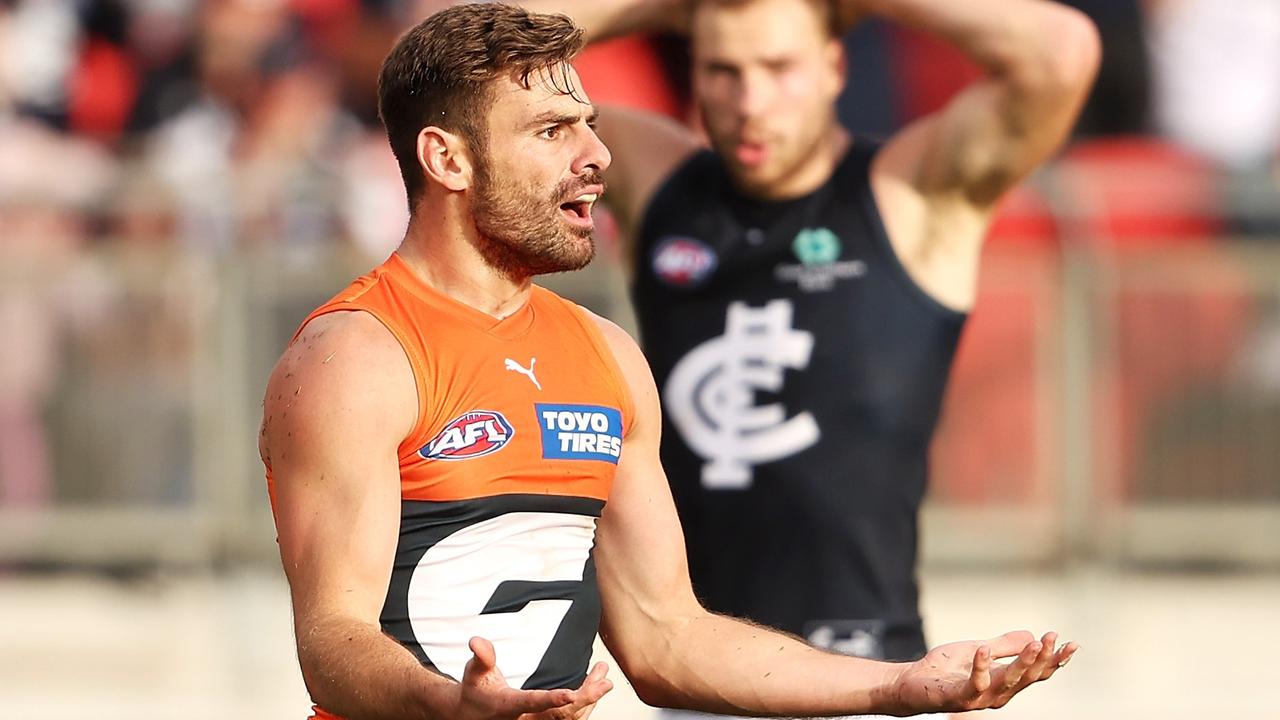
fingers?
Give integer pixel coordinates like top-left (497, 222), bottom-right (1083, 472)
top-left (982, 630), bottom-right (1037, 659)
top-left (577, 662), bottom-right (614, 703)
top-left (461, 639), bottom-right (611, 718)
top-left (975, 633), bottom-right (1078, 709)
top-left (463, 636), bottom-right (499, 687)
top-left (582, 662), bottom-right (610, 687)
top-left (1040, 640), bottom-right (1079, 681)
top-left (1023, 632), bottom-right (1059, 683)
top-left (995, 639), bottom-right (1043, 692)
top-left (505, 687), bottom-right (579, 716)
top-left (968, 645), bottom-right (993, 697)
top-left (518, 666), bottom-right (614, 720)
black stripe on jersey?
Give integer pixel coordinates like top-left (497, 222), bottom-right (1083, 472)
top-left (381, 494), bottom-right (606, 690)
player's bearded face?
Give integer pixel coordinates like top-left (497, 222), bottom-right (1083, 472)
top-left (469, 142), bottom-right (602, 277)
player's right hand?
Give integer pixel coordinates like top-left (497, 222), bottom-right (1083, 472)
top-left (887, 630), bottom-right (1077, 714)
top-left (454, 636), bottom-right (614, 720)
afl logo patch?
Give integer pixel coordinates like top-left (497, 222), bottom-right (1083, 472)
top-left (419, 410), bottom-right (514, 461)
top-left (652, 236), bottom-right (717, 287)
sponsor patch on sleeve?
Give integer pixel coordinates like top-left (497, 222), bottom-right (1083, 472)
top-left (535, 404), bottom-right (623, 463)
top-left (418, 410), bottom-right (514, 461)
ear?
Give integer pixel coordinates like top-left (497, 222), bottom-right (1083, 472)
top-left (417, 126), bottom-right (474, 192)
top-left (825, 38), bottom-right (847, 96)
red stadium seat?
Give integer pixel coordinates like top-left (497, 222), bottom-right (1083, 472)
top-left (1052, 138), bottom-right (1248, 501)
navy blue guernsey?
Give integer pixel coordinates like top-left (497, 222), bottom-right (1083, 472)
top-left (630, 139), bottom-right (966, 661)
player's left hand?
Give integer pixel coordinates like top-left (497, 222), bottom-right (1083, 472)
top-left (521, 660), bottom-right (613, 720)
top-left (888, 630), bottom-right (1077, 714)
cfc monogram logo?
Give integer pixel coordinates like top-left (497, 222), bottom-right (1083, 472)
top-left (664, 300), bottom-right (819, 489)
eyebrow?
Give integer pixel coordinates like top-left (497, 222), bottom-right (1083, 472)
top-left (527, 106), bottom-right (600, 130)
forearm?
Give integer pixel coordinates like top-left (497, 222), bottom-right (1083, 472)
top-left (520, 0), bottom-right (687, 43)
top-left (851, 0), bottom-right (1093, 83)
top-left (297, 614), bottom-right (457, 720)
top-left (623, 611), bottom-right (904, 716)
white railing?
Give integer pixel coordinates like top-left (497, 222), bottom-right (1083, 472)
top-left (2, 210), bottom-right (1278, 569)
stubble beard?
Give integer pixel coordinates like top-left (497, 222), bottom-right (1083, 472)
top-left (470, 154), bottom-right (602, 279)
top-left (707, 111), bottom-right (832, 199)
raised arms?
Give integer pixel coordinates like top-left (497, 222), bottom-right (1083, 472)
top-left (868, 0), bottom-right (1100, 205)
top-left (520, 0), bottom-right (688, 43)
top-left (866, 0), bottom-right (1101, 308)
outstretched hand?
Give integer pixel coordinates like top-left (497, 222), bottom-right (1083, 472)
top-left (889, 631), bottom-right (1077, 714)
top-left (455, 637), bottom-right (613, 720)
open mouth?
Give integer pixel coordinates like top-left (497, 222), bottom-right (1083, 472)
top-left (559, 200), bottom-right (592, 220)
top-left (558, 192), bottom-right (599, 224)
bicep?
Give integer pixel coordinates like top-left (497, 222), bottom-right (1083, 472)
top-left (264, 313), bottom-right (417, 626)
top-left (893, 14), bottom-right (1100, 207)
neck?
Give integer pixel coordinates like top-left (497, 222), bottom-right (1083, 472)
top-left (395, 196), bottom-right (533, 320)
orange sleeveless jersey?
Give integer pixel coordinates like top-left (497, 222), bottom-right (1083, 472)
top-left (265, 253), bottom-right (635, 720)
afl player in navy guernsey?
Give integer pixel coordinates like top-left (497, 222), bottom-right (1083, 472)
top-left (262, 4), bottom-right (1084, 719)
top-left (516, 0), bottom-right (1099, 717)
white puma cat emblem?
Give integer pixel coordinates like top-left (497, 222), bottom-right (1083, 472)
top-left (504, 357), bottom-right (541, 390)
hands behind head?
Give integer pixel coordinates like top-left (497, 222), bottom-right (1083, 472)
top-left (456, 636), bottom-right (613, 720)
top-left (889, 631), bottom-right (1078, 714)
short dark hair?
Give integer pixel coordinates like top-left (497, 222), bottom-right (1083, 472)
top-left (377, 3), bottom-right (586, 206)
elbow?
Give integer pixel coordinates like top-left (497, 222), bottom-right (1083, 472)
top-left (1047, 7), bottom-right (1102, 91)
top-left (298, 656), bottom-right (338, 712)
top-left (627, 667), bottom-right (683, 709)
top-left (600, 624), bottom-right (688, 709)
top-left (1000, 5), bottom-right (1101, 97)
top-left (603, 641), bottom-right (676, 707)
top-left (1027, 6), bottom-right (1101, 94)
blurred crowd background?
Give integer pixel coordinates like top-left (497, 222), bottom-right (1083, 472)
top-left (0, 0), bottom-right (1278, 716)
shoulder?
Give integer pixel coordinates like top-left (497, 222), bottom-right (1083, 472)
top-left (577, 308), bottom-right (660, 413)
top-left (275, 310), bottom-right (410, 388)
top-left (578, 309), bottom-right (644, 371)
top-left (260, 310), bottom-right (417, 465)
top-left (578, 307), bottom-right (660, 435)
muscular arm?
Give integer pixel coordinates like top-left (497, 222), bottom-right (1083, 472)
top-left (520, 0), bottom-right (688, 43)
top-left (262, 312), bottom-right (605, 720)
top-left (863, 0), bottom-right (1101, 308)
top-left (262, 311), bottom-right (446, 719)
top-left (867, 0), bottom-right (1099, 203)
top-left (587, 314), bottom-right (1076, 715)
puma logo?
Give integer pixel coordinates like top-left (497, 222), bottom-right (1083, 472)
top-left (504, 357), bottom-right (541, 390)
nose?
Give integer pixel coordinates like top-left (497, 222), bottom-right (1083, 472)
top-left (573, 124), bottom-right (612, 176)
top-left (735, 69), bottom-right (771, 119)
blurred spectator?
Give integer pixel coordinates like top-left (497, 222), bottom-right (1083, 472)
top-left (0, 119), bottom-right (115, 508)
top-left (52, 166), bottom-right (206, 504)
top-left (1150, 0), bottom-right (1280, 171)
top-left (1148, 0), bottom-right (1280, 234)
top-left (2, 0), bottom-right (81, 127)
top-left (145, 0), bottom-right (364, 254)
top-left (339, 129), bottom-right (410, 258)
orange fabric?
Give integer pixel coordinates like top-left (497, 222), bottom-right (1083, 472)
top-left (268, 252), bottom-right (633, 508)
top-left (268, 254), bottom-right (635, 720)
